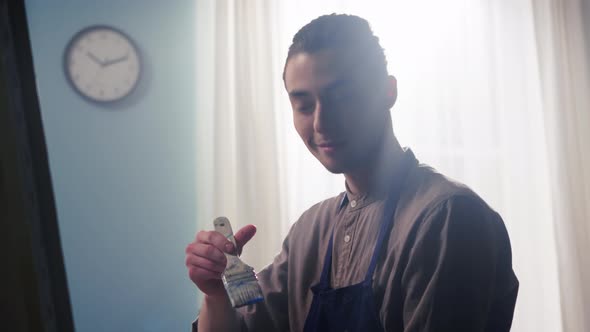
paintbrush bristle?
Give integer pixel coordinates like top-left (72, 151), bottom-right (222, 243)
top-left (223, 272), bottom-right (264, 307)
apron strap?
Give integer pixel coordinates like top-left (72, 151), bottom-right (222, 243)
top-left (316, 229), bottom-right (335, 289)
top-left (364, 155), bottom-right (413, 283)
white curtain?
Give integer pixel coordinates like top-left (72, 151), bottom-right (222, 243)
top-left (194, 0), bottom-right (285, 270)
top-left (532, 0), bottom-right (590, 330)
top-left (194, 1), bottom-right (590, 331)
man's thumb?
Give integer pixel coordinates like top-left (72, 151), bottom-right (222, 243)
top-left (234, 224), bottom-right (257, 254)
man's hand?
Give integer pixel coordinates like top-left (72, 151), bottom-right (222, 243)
top-left (185, 224), bottom-right (257, 297)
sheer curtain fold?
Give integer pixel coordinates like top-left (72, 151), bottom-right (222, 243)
top-left (195, 0), bottom-right (283, 270)
top-left (532, 0), bottom-right (590, 330)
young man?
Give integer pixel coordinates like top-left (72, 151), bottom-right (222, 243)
top-left (186, 14), bottom-right (519, 331)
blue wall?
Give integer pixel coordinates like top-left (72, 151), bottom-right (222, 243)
top-left (25, 1), bottom-right (200, 331)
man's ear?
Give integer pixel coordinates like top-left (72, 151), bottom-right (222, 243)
top-left (384, 75), bottom-right (397, 109)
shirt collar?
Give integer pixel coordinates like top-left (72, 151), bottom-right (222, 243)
top-left (338, 147), bottom-right (418, 212)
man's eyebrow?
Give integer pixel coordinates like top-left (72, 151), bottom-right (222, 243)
top-left (288, 90), bottom-right (311, 98)
top-left (288, 79), bottom-right (352, 98)
top-left (324, 79), bottom-right (351, 92)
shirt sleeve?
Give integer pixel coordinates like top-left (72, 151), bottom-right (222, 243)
top-left (401, 194), bottom-right (514, 332)
top-left (232, 226), bottom-right (292, 331)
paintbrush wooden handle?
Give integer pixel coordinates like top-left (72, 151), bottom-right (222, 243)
top-left (213, 216), bottom-right (237, 247)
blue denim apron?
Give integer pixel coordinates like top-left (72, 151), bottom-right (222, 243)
top-left (303, 156), bottom-right (411, 332)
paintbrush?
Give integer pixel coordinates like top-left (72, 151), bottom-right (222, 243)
top-left (213, 216), bottom-right (264, 308)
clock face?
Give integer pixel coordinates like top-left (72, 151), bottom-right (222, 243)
top-left (64, 26), bottom-right (141, 103)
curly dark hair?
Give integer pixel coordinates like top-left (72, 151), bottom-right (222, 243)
top-left (283, 14), bottom-right (389, 81)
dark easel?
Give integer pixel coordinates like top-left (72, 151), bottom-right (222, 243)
top-left (0, 0), bottom-right (75, 331)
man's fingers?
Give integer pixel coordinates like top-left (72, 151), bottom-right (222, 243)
top-left (192, 225), bottom-right (256, 257)
top-left (187, 243), bottom-right (227, 265)
top-left (196, 230), bottom-right (234, 254)
top-left (188, 266), bottom-right (223, 282)
top-left (234, 224), bottom-right (257, 253)
top-left (185, 253), bottom-right (226, 274)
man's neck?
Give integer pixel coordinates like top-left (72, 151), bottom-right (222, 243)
top-left (344, 133), bottom-right (404, 196)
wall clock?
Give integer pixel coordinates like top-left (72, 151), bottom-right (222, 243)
top-left (63, 25), bottom-right (141, 103)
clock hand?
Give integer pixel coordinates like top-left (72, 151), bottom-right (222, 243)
top-left (103, 54), bottom-right (129, 67)
top-left (86, 51), bottom-right (104, 66)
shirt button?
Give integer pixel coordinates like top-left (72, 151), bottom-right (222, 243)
top-left (344, 234), bottom-right (351, 243)
top-left (350, 200), bottom-right (357, 208)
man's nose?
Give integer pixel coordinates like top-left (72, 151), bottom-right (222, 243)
top-left (313, 100), bottom-right (335, 134)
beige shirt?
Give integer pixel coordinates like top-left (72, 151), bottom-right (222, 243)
top-left (194, 149), bottom-right (519, 331)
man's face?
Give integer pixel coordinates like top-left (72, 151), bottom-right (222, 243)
top-left (284, 49), bottom-right (395, 174)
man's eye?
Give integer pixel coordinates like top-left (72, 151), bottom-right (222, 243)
top-left (296, 104), bottom-right (315, 114)
top-left (326, 91), bottom-right (352, 105)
